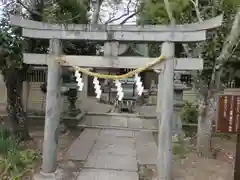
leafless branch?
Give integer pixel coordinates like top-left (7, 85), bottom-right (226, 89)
top-left (120, 0), bottom-right (143, 24)
top-left (105, 0), bottom-right (138, 24)
top-left (163, 0), bottom-right (175, 24)
top-left (189, 0), bottom-right (203, 22)
top-left (163, 0), bottom-right (207, 98)
top-left (120, 10), bottom-right (139, 24)
top-left (92, 0), bottom-right (104, 24)
top-left (216, 9), bottom-right (240, 65)
top-left (214, 9), bottom-right (240, 88)
top-left (16, 0), bottom-right (41, 16)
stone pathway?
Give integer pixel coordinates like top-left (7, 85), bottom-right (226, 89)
top-left (78, 115), bottom-right (157, 131)
top-left (135, 105), bottom-right (157, 117)
top-left (66, 128), bottom-right (157, 180)
top-left (80, 97), bottom-right (113, 113)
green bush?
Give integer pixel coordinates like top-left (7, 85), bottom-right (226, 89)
top-left (180, 102), bottom-right (199, 124)
top-left (0, 127), bottom-right (19, 155)
top-left (0, 127), bottom-right (39, 180)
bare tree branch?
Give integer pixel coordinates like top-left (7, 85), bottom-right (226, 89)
top-left (92, 0), bottom-right (104, 24)
top-left (120, 0), bottom-right (145, 24)
top-left (105, 0), bottom-right (133, 24)
top-left (216, 9), bottom-right (240, 66)
top-left (103, 0), bottom-right (141, 25)
top-left (163, 0), bottom-right (175, 24)
top-left (181, 0), bottom-right (207, 97)
top-left (190, 0), bottom-right (202, 22)
top-left (214, 9), bottom-right (240, 88)
top-left (163, 0), bottom-right (207, 98)
top-left (120, 10), bottom-right (139, 24)
top-left (16, 0), bottom-right (41, 16)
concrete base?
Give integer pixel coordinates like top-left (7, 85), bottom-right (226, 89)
top-left (33, 169), bottom-right (79, 180)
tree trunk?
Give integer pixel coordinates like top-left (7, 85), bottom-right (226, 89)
top-left (22, 81), bottom-right (30, 112)
top-left (196, 95), bottom-right (215, 157)
top-left (6, 82), bottom-right (18, 135)
top-left (4, 67), bottom-right (31, 140)
top-left (15, 79), bottom-right (31, 140)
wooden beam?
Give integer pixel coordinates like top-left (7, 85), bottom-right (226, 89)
top-left (22, 28), bottom-right (206, 42)
top-left (23, 53), bottom-right (203, 70)
top-left (10, 14), bottom-right (223, 32)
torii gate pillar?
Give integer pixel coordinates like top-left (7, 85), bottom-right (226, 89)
top-left (42, 39), bottom-right (62, 173)
top-left (157, 42), bottom-right (174, 180)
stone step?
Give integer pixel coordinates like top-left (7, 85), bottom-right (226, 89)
top-left (78, 115), bottom-right (157, 131)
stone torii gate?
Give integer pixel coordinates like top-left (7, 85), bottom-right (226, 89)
top-left (10, 15), bottom-right (222, 180)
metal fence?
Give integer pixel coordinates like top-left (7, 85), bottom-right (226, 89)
top-left (25, 68), bottom-right (46, 82)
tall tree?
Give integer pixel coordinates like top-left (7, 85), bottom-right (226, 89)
top-left (0, 3), bottom-right (30, 140)
top-left (0, 0), bottom-right (92, 139)
top-left (139, 0), bottom-right (240, 156)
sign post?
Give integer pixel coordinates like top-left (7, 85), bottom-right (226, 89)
top-left (216, 95), bottom-right (240, 180)
top-left (234, 132), bottom-right (240, 180)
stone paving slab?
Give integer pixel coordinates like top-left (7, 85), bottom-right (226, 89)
top-left (127, 117), bottom-right (143, 129)
top-left (110, 116), bottom-right (129, 125)
top-left (89, 146), bottom-right (136, 157)
top-left (135, 131), bottom-right (158, 165)
top-left (126, 117), bottom-right (157, 130)
top-left (82, 116), bottom-right (128, 127)
top-left (90, 140), bottom-right (136, 157)
top-left (84, 153), bottom-right (138, 171)
top-left (80, 97), bottom-right (113, 113)
top-left (92, 137), bottom-right (135, 148)
top-left (141, 119), bottom-right (158, 129)
top-left (84, 129), bottom-right (138, 171)
top-left (100, 129), bottom-right (135, 138)
top-left (66, 129), bottom-right (100, 161)
top-left (79, 115), bottom-right (158, 130)
top-left (90, 130), bottom-right (136, 157)
top-left (77, 169), bottom-right (139, 180)
top-left (95, 136), bottom-right (135, 147)
top-left (33, 169), bottom-right (80, 180)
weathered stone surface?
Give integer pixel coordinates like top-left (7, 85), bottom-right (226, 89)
top-left (84, 130), bottom-right (138, 171)
top-left (127, 118), bottom-right (143, 129)
top-left (66, 129), bottom-right (100, 160)
top-left (90, 136), bottom-right (136, 157)
top-left (94, 137), bottom-right (135, 150)
top-left (82, 116), bottom-right (128, 127)
top-left (79, 115), bottom-right (158, 130)
top-left (100, 129), bottom-right (135, 138)
top-left (135, 132), bottom-right (158, 165)
top-left (141, 119), bottom-right (158, 130)
top-left (84, 153), bottom-right (138, 171)
top-left (109, 116), bottom-right (128, 127)
top-left (33, 169), bottom-right (80, 180)
top-left (77, 169), bottom-right (139, 180)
